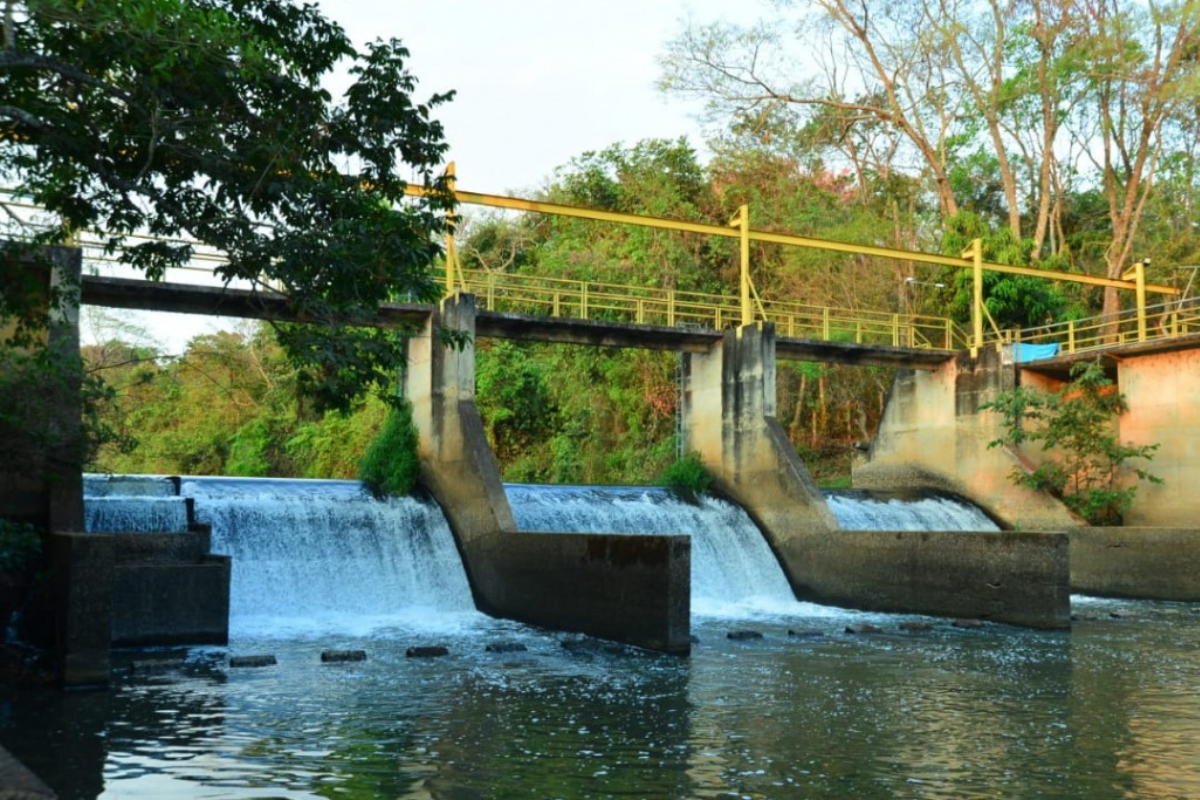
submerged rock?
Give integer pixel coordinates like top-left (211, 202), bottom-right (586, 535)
top-left (952, 619), bottom-right (984, 630)
top-left (560, 638), bottom-right (636, 656)
top-left (899, 621), bottom-right (933, 632)
top-left (484, 642), bottom-right (528, 653)
top-left (229, 655), bottom-right (277, 668)
top-left (321, 649), bottom-right (367, 663)
top-left (845, 624), bottom-right (883, 635)
top-left (132, 658), bottom-right (187, 672)
top-left (787, 628), bottom-right (824, 638)
top-left (405, 646), bottom-right (449, 658)
top-left (727, 630), bottom-right (764, 641)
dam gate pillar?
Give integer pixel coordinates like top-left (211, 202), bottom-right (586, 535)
top-left (405, 294), bottom-right (691, 653)
top-left (683, 324), bottom-right (1070, 629)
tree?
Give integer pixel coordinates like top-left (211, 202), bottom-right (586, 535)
top-left (1072, 1), bottom-right (1200, 318)
top-left (1, 0), bottom-right (457, 412)
top-left (659, 0), bottom-right (1200, 311)
top-left (659, 2), bottom-right (972, 220)
top-left (982, 360), bottom-right (1160, 525)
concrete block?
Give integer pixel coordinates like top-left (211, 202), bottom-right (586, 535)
top-left (1071, 528), bottom-right (1200, 600)
top-left (229, 655), bottom-right (276, 668)
top-left (110, 555), bottom-right (230, 646)
top-left (788, 529), bottom-right (1071, 629)
top-left (0, 744), bottom-right (56, 800)
top-left (406, 646), bottom-right (449, 658)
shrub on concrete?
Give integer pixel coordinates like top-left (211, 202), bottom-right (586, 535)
top-left (659, 451), bottom-right (712, 495)
top-left (359, 399), bottom-right (420, 499)
top-left (982, 360), bottom-right (1161, 525)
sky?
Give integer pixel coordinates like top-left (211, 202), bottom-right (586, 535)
top-left (316, 0), bottom-right (734, 195)
top-left (88, 0), bottom-right (744, 351)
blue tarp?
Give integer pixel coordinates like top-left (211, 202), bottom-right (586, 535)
top-left (1013, 342), bottom-right (1060, 362)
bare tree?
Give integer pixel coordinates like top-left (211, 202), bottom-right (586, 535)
top-left (661, 2), bottom-right (976, 217)
top-left (661, 0), bottom-right (1200, 299)
top-left (1071, 0), bottom-right (1200, 315)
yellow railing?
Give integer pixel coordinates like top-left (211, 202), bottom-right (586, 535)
top-left (448, 266), bottom-right (965, 349)
top-left (418, 174), bottom-right (1179, 357)
top-left (1, 187), bottom-right (968, 351)
top-left (998, 297), bottom-right (1200, 357)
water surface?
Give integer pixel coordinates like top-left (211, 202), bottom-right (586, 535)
top-left (4, 598), bottom-right (1200, 798)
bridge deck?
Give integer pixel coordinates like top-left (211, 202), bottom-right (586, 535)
top-left (80, 275), bottom-right (955, 370)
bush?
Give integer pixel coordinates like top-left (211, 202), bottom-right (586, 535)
top-left (982, 361), bottom-right (1161, 525)
top-left (658, 451), bottom-right (712, 494)
top-left (358, 399), bottom-right (421, 499)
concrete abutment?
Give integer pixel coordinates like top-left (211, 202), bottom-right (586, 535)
top-left (855, 348), bottom-right (1082, 530)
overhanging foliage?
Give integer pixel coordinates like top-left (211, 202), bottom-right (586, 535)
top-left (2, 0), bottom-right (457, 411)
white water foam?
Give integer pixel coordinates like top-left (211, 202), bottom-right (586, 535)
top-left (505, 484), bottom-right (813, 618)
top-left (84, 496), bottom-right (190, 533)
top-left (180, 478), bottom-right (478, 638)
top-left (825, 489), bottom-right (1001, 531)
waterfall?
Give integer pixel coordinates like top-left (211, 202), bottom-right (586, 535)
top-left (83, 474), bottom-right (1004, 634)
top-left (83, 474), bottom-right (189, 532)
top-left (824, 489), bottom-right (1001, 531)
top-left (85, 497), bottom-right (190, 533)
top-left (505, 484), bottom-right (799, 616)
top-left (82, 476), bottom-right (477, 636)
top-left (179, 478), bottom-right (476, 634)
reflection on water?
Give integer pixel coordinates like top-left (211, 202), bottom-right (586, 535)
top-left (4, 599), bottom-right (1200, 799)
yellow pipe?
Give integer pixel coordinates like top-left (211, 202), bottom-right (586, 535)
top-left (965, 239), bottom-right (983, 357)
top-left (732, 204), bottom-right (751, 326)
top-left (405, 185), bottom-right (1179, 297)
top-left (444, 162), bottom-right (458, 296)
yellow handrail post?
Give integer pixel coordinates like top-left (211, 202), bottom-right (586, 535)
top-left (731, 204), bottom-right (752, 326)
top-left (1122, 259), bottom-right (1148, 343)
top-left (963, 238), bottom-right (983, 357)
top-left (1068, 320), bottom-right (1076, 353)
top-left (444, 162), bottom-right (458, 297)
top-left (1137, 262), bottom-right (1148, 342)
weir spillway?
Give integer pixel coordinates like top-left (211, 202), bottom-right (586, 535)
top-left (84, 475), bottom-right (1006, 633)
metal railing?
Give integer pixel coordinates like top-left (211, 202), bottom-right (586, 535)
top-left (420, 178), bottom-right (1179, 358)
top-left (996, 297), bottom-right (1200, 357)
top-left (452, 267), bottom-right (965, 349)
top-left (2, 188), bottom-right (967, 351)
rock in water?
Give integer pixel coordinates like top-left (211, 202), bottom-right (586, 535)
top-left (230, 655), bottom-right (277, 668)
top-left (405, 645), bottom-right (449, 658)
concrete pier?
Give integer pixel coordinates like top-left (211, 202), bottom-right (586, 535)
top-left (405, 294), bottom-right (691, 654)
top-left (684, 323), bottom-right (1070, 629)
top-left (856, 348), bottom-right (1082, 530)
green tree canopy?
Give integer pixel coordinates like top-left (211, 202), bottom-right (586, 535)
top-left (1, 0), bottom-right (456, 411)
